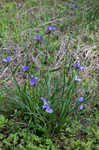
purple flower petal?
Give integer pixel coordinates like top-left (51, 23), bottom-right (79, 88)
top-left (78, 96), bottom-right (84, 102)
top-left (33, 35), bottom-right (41, 40)
top-left (51, 27), bottom-right (56, 33)
top-left (75, 75), bottom-right (81, 82)
top-left (73, 62), bottom-right (84, 70)
top-left (41, 97), bottom-right (49, 109)
top-left (41, 97), bottom-right (46, 101)
top-left (80, 66), bottom-right (84, 70)
top-left (22, 65), bottom-right (29, 72)
top-left (47, 25), bottom-right (52, 30)
top-left (3, 56), bottom-right (11, 62)
top-left (33, 35), bottom-right (44, 43)
top-left (46, 107), bottom-right (54, 113)
top-left (41, 36), bottom-right (44, 43)
top-left (80, 104), bottom-right (83, 110)
top-left (41, 97), bottom-right (46, 103)
top-left (46, 26), bottom-right (56, 33)
top-left (41, 97), bottom-right (53, 113)
top-left (43, 103), bottom-right (50, 109)
top-left (72, 4), bottom-right (76, 7)
top-left (30, 77), bottom-right (39, 86)
top-left (73, 62), bottom-right (80, 68)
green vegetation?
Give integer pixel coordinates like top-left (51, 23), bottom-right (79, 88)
top-left (0, 0), bottom-right (99, 149)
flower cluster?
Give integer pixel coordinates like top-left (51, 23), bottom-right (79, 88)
top-left (46, 25), bottom-right (56, 34)
top-left (73, 62), bottom-right (84, 109)
top-left (3, 26), bottom-right (86, 115)
top-left (73, 62), bottom-right (84, 70)
top-left (78, 96), bottom-right (84, 110)
top-left (33, 35), bottom-right (44, 43)
top-left (33, 25), bottom-right (56, 43)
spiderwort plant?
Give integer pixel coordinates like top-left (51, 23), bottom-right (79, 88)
top-left (44, 25), bottom-right (56, 64)
top-left (0, 19), bottom-right (90, 137)
top-left (51, 70), bottom-right (80, 129)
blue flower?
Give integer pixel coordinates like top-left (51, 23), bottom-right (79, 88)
top-left (41, 97), bottom-right (46, 103)
top-left (47, 25), bottom-right (52, 30)
top-left (78, 96), bottom-right (84, 102)
top-left (22, 65), bottom-right (29, 72)
top-left (73, 62), bottom-right (84, 70)
top-left (75, 75), bottom-right (81, 82)
top-left (51, 27), bottom-right (56, 33)
top-left (33, 35), bottom-right (44, 43)
top-left (47, 25), bottom-right (56, 32)
top-left (46, 25), bottom-right (56, 34)
top-left (33, 35), bottom-right (41, 40)
top-left (30, 76), bottom-right (39, 86)
top-left (3, 56), bottom-right (11, 62)
top-left (80, 104), bottom-right (83, 110)
top-left (40, 36), bottom-right (44, 43)
top-left (41, 97), bottom-right (53, 113)
top-left (72, 4), bottom-right (76, 7)
top-left (46, 106), bottom-right (54, 113)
